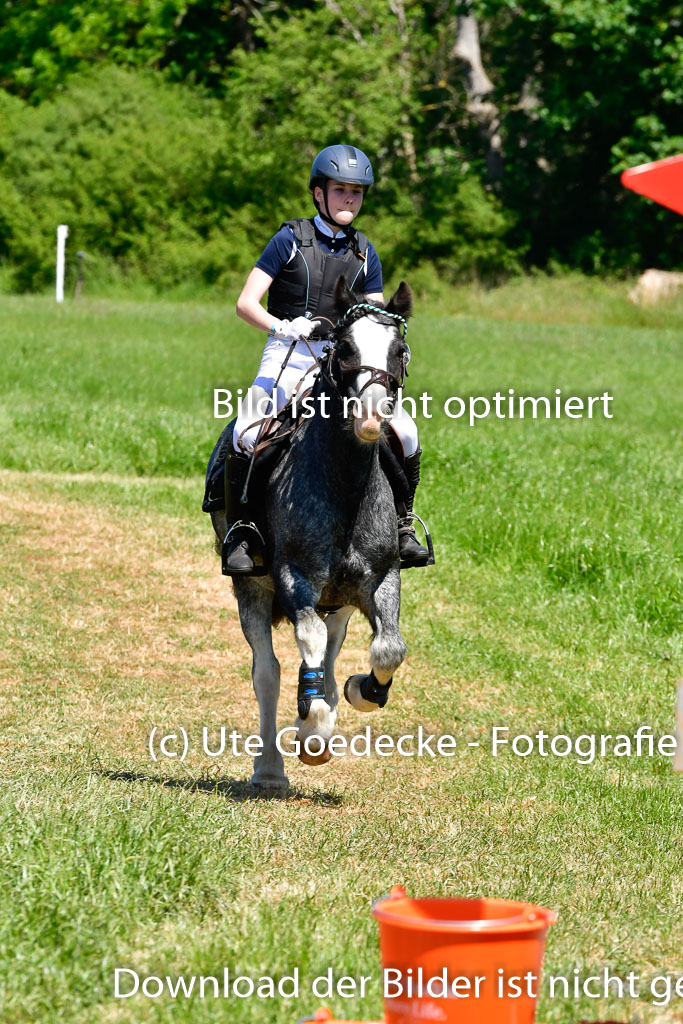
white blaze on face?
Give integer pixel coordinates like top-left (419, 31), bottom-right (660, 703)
top-left (348, 318), bottom-right (394, 441)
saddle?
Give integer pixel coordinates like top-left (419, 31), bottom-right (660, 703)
top-left (202, 395), bottom-right (311, 515)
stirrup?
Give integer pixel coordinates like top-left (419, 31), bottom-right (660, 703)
top-left (221, 520), bottom-right (268, 577)
top-left (399, 511), bottom-right (435, 570)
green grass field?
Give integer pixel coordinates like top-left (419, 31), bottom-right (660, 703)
top-left (1, 278), bottom-right (681, 1024)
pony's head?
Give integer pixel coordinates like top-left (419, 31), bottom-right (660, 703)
top-left (330, 276), bottom-right (413, 443)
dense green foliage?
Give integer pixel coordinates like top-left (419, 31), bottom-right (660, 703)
top-left (473, 0), bottom-right (683, 267)
top-left (0, 0), bottom-right (681, 291)
top-left (0, 70), bottom-right (234, 291)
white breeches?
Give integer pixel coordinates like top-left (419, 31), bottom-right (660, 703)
top-left (233, 338), bottom-right (419, 457)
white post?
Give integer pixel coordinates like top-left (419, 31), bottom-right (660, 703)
top-left (675, 680), bottom-right (683, 772)
top-left (56, 224), bottom-right (69, 303)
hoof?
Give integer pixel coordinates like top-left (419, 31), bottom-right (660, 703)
top-left (298, 744), bottom-right (332, 766)
top-left (345, 674), bottom-right (383, 712)
top-left (294, 698), bottom-right (336, 766)
top-left (250, 775), bottom-right (290, 796)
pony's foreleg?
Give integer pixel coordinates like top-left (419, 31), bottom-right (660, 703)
top-left (345, 568), bottom-right (406, 713)
top-left (293, 607), bottom-right (339, 765)
top-left (233, 580), bottom-right (287, 793)
top-left (277, 569), bottom-right (338, 765)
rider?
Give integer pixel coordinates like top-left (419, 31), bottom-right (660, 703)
top-left (222, 143), bottom-right (430, 574)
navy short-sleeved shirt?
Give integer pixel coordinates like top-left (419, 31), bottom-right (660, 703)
top-left (255, 214), bottom-right (383, 295)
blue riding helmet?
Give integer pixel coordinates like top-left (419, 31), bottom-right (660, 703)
top-left (309, 145), bottom-right (375, 191)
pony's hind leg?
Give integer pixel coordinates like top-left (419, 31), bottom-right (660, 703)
top-left (323, 605), bottom-right (355, 709)
top-left (345, 568), bottom-right (407, 712)
top-left (233, 578), bottom-right (288, 793)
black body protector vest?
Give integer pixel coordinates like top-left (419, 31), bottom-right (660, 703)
top-left (266, 218), bottom-right (369, 330)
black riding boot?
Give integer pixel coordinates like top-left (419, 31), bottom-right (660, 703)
top-left (398, 449), bottom-right (432, 569)
top-left (221, 450), bottom-right (266, 576)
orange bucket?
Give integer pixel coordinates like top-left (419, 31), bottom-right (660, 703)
top-left (372, 886), bottom-right (556, 1024)
top-left (297, 1010), bottom-right (384, 1023)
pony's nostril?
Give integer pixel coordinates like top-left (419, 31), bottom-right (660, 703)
top-left (354, 410), bottom-right (384, 442)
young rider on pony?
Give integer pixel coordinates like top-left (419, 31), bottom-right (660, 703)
top-left (223, 143), bottom-right (430, 574)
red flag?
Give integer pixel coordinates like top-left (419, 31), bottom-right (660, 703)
top-left (621, 153), bottom-right (683, 216)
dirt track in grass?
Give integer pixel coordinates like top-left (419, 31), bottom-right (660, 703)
top-left (0, 471), bottom-right (428, 792)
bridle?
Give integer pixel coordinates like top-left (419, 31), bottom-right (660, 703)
top-left (312, 303), bottom-right (409, 399)
top-left (335, 302), bottom-right (408, 339)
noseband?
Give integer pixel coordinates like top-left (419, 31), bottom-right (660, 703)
top-left (336, 359), bottom-right (402, 397)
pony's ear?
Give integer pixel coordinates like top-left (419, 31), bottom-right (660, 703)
top-left (333, 274), bottom-right (355, 315)
top-left (385, 281), bottom-right (413, 321)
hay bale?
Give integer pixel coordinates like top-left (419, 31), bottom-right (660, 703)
top-left (628, 269), bottom-right (683, 306)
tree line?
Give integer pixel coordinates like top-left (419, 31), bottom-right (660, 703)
top-left (0, 0), bottom-right (681, 291)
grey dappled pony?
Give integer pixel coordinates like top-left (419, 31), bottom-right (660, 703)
top-left (211, 277), bottom-right (413, 792)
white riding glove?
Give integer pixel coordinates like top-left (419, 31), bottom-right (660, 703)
top-left (273, 316), bottom-right (321, 343)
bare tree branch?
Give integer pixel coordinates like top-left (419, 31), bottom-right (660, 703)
top-left (451, 6), bottom-right (503, 180)
top-left (389, 0), bottom-right (420, 184)
top-left (323, 0), bottom-right (366, 46)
